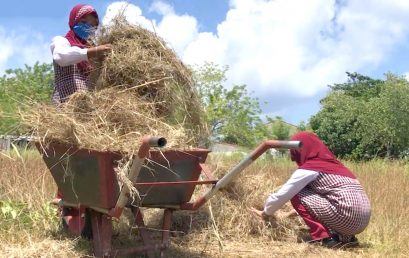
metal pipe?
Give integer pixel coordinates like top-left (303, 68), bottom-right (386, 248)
top-left (137, 136), bottom-right (167, 158)
top-left (181, 140), bottom-right (302, 210)
top-left (134, 180), bottom-right (217, 187)
top-left (143, 204), bottom-right (181, 209)
top-left (109, 136), bottom-right (166, 218)
top-left (161, 209), bottom-right (173, 244)
top-left (249, 140), bottom-right (302, 160)
top-left (51, 199), bottom-right (112, 216)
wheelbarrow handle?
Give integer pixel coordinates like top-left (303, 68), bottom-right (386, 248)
top-left (138, 136), bottom-right (167, 158)
top-left (181, 140), bottom-right (302, 210)
top-left (250, 140), bottom-right (302, 160)
top-left (110, 136), bottom-right (166, 218)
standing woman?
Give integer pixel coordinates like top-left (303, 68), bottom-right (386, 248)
top-left (50, 4), bottom-right (111, 237)
top-left (251, 131), bottom-right (371, 248)
top-left (51, 4), bottom-right (111, 105)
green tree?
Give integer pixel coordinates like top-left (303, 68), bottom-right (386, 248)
top-left (297, 120), bottom-right (311, 132)
top-left (329, 72), bottom-right (383, 99)
top-left (193, 63), bottom-right (268, 147)
top-left (357, 74), bottom-right (409, 158)
top-left (0, 63), bottom-right (53, 134)
top-left (310, 91), bottom-right (363, 158)
top-left (267, 116), bottom-right (290, 140)
top-left (310, 72), bottom-right (409, 159)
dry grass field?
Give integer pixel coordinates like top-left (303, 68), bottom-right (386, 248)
top-left (1, 149), bottom-right (408, 257)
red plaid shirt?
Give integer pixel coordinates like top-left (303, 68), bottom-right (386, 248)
top-left (52, 61), bottom-right (93, 105)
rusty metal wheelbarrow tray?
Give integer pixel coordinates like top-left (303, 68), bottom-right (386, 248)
top-left (36, 137), bottom-right (301, 257)
top-left (38, 143), bottom-right (213, 210)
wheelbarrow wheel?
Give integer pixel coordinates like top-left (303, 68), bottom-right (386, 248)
top-left (60, 207), bottom-right (93, 240)
top-left (81, 209), bottom-right (93, 240)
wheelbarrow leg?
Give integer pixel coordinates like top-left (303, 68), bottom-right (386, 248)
top-left (90, 211), bottom-right (112, 258)
top-left (161, 209), bottom-right (173, 258)
top-left (131, 207), bottom-right (155, 258)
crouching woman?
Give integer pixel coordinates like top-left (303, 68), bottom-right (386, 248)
top-left (251, 132), bottom-right (371, 248)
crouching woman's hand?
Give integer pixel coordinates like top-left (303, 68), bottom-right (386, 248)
top-left (249, 207), bottom-right (271, 221)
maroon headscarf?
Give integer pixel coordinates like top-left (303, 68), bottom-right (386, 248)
top-left (290, 131), bottom-right (356, 179)
top-left (65, 4), bottom-right (99, 74)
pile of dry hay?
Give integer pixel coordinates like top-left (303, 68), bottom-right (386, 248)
top-left (21, 17), bottom-right (207, 153)
top-left (206, 159), bottom-right (305, 242)
top-left (21, 89), bottom-right (188, 152)
top-left (142, 156), bottom-right (306, 252)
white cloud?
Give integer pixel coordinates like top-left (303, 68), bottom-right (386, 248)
top-left (102, 1), bottom-right (154, 29)
top-left (19, 32), bottom-right (50, 65)
top-left (0, 27), bottom-right (50, 74)
top-left (150, 1), bottom-right (174, 16)
top-left (200, 0), bottom-right (409, 97)
top-left (0, 29), bottom-right (15, 72)
top-left (103, 1), bottom-right (199, 54)
top-left (102, 0), bottom-right (409, 121)
top-left (154, 14), bottom-right (198, 54)
top-left (183, 32), bottom-right (227, 65)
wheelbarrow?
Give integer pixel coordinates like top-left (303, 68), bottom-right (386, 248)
top-left (36, 137), bottom-right (301, 257)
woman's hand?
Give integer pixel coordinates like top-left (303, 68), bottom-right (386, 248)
top-left (249, 207), bottom-right (270, 221)
top-left (87, 44), bottom-right (113, 59)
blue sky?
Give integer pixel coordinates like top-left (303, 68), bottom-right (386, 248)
top-left (0, 1), bottom-right (229, 34)
top-left (1, 0), bottom-right (409, 125)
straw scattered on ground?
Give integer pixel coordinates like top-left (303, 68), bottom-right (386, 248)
top-left (2, 152), bottom-right (407, 257)
top-left (166, 155), bottom-right (306, 243)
